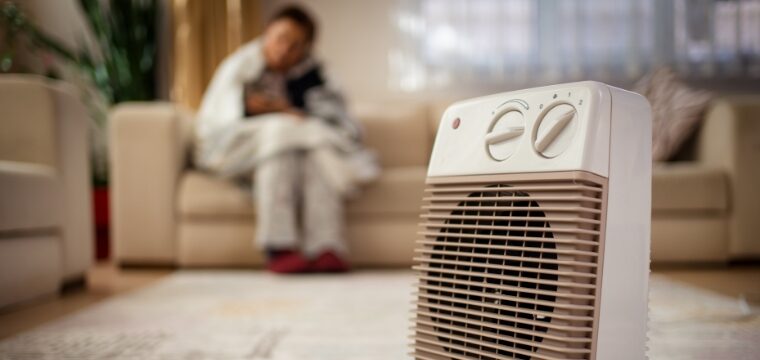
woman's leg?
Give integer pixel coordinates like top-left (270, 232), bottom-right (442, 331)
top-left (254, 151), bottom-right (301, 251)
top-left (301, 150), bottom-right (348, 258)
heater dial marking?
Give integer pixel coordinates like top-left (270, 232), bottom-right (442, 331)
top-left (486, 110), bottom-right (525, 161)
top-left (533, 103), bottom-right (578, 158)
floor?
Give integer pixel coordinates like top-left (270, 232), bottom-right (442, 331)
top-left (0, 263), bottom-right (171, 340)
top-left (653, 264), bottom-right (760, 299)
top-left (1, 262), bottom-right (758, 342)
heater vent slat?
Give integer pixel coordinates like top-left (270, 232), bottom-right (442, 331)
top-left (423, 195), bottom-right (603, 204)
top-left (415, 310), bottom-right (591, 348)
top-left (420, 222), bottom-right (600, 236)
top-left (414, 324), bottom-right (592, 355)
top-left (415, 301), bottom-right (593, 332)
top-left (414, 345), bottom-right (474, 360)
top-left (417, 253), bottom-right (597, 272)
top-left (413, 266), bottom-right (596, 299)
top-left (414, 250), bottom-right (597, 277)
top-left (416, 283), bottom-right (594, 311)
top-left (415, 292), bottom-right (593, 322)
top-left (415, 259), bottom-right (595, 282)
top-left (424, 184), bottom-right (603, 194)
top-left (416, 274), bottom-right (597, 302)
top-left (423, 205), bottom-right (602, 215)
top-left (417, 231), bottom-right (598, 247)
top-left (415, 335), bottom-right (580, 360)
top-left (410, 351), bottom-right (450, 360)
top-left (422, 213), bottom-right (601, 225)
top-left (412, 172), bottom-right (606, 360)
top-left (414, 310), bottom-right (593, 344)
top-left (413, 331), bottom-right (588, 360)
top-left (416, 240), bottom-right (599, 258)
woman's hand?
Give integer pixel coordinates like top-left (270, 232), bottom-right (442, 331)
top-left (245, 92), bottom-right (306, 120)
top-left (245, 93), bottom-right (289, 114)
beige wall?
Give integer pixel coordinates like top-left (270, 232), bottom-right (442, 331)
top-left (262, 0), bottom-right (401, 102)
top-left (261, 0), bottom-right (489, 104)
top-left (14, 0), bottom-right (96, 74)
top-left (17, 0), bottom-right (438, 104)
top-left (17, 0), bottom-right (95, 52)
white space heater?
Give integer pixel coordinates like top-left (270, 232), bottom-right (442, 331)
top-left (412, 81), bottom-right (651, 360)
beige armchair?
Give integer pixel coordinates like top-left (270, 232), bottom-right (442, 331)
top-left (0, 75), bottom-right (93, 308)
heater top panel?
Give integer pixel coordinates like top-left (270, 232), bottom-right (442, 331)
top-left (428, 81), bottom-right (615, 178)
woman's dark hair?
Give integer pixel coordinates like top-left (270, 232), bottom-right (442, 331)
top-left (269, 5), bottom-right (317, 43)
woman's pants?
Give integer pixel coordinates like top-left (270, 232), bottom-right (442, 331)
top-left (254, 150), bottom-right (346, 257)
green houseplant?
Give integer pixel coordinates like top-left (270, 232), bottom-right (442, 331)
top-left (1, 0), bottom-right (159, 184)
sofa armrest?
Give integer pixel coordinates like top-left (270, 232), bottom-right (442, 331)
top-left (696, 96), bottom-right (760, 259)
top-left (0, 75), bottom-right (94, 280)
top-left (110, 102), bottom-right (194, 264)
top-left (50, 83), bottom-right (94, 279)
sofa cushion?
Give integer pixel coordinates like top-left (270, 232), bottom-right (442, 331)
top-left (634, 68), bottom-right (713, 161)
top-left (0, 76), bottom-right (56, 167)
top-left (353, 102), bottom-right (430, 167)
top-left (652, 164), bottom-right (727, 212)
top-left (0, 161), bottom-right (61, 232)
top-left (347, 166), bottom-right (427, 217)
top-left (651, 216), bottom-right (728, 263)
top-left (179, 166), bottom-right (428, 219)
top-left (178, 171), bottom-right (253, 219)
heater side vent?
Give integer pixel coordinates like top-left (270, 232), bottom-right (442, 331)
top-left (412, 171), bottom-right (607, 360)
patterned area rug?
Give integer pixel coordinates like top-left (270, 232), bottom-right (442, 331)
top-left (0, 271), bottom-right (757, 359)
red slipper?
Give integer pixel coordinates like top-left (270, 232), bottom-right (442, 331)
top-left (267, 250), bottom-right (311, 274)
top-left (310, 251), bottom-right (350, 273)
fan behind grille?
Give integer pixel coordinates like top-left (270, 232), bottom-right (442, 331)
top-left (412, 172), bottom-right (606, 360)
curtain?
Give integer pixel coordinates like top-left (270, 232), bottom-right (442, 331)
top-left (390, 0), bottom-right (760, 93)
top-left (171, 0), bottom-right (263, 109)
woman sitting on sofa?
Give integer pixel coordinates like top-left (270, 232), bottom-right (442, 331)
top-left (194, 6), bottom-right (376, 274)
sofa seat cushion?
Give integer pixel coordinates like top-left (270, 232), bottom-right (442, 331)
top-left (652, 164), bottom-right (727, 213)
top-left (347, 166), bottom-right (426, 217)
top-left (179, 166), bottom-right (428, 219)
top-left (178, 171), bottom-right (253, 219)
top-left (0, 161), bottom-right (61, 232)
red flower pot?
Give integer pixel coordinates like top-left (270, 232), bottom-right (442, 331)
top-left (92, 186), bottom-right (110, 260)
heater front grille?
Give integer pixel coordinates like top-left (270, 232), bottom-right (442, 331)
top-left (412, 172), bottom-right (607, 360)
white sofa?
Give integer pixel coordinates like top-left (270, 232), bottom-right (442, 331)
top-left (0, 75), bottom-right (93, 309)
top-left (109, 96), bottom-right (760, 267)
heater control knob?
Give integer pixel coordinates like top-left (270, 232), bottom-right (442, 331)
top-left (486, 110), bottom-right (525, 161)
top-left (533, 103), bottom-right (578, 158)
